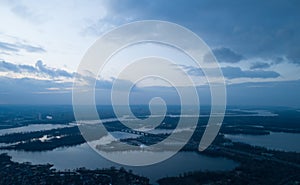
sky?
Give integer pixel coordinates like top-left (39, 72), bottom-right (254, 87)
top-left (0, 0), bottom-right (299, 106)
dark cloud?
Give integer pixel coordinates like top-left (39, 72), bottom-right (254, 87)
top-left (212, 47), bottom-right (244, 63)
top-left (184, 65), bottom-right (280, 79)
top-left (1, 75), bottom-right (299, 106)
top-left (0, 61), bottom-right (20, 72)
top-left (0, 75), bottom-right (183, 105)
top-left (95, 79), bottom-right (113, 89)
top-left (182, 65), bottom-right (204, 76)
top-left (222, 67), bottom-right (280, 79)
top-left (0, 41), bottom-right (20, 52)
top-left (35, 60), bottom-right (72, 78)
top-left (0, 41), bottom-right (45, 53)
top-left (0, 61), bottom-right (39, 74)
top-left (286, 47), bottom-right (300, 65)
top-left (0, 60), bottom-right (72, 78)
top-left (272, 57), bottom-right (285, 65)
top-left (18, 64), bottom-right (38, 73)
top-left (101, 0), bottom-right (300, 61)
top-left (250, 62), bottom-right (271, 70)
top-left (226, 80), bottom-right (300, 107)
top-left (0, 75), bottom-right (134, 105)
top-left (0, 76), bottom-right (72, 104)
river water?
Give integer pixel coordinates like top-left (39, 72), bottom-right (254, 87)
top-left (0, 121), bottom-right (239, 183)
top-left (1, 143), bottom-right (238, 183)
top-left (225, 132), bottom-right (300, 152)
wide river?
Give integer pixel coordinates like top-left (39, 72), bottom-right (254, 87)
top-left (225, 132), bottom-right (300, 153)
top-left (0, 123), bottom-right (239, 183)
top-left (1, 143), bottom-right (238, 184)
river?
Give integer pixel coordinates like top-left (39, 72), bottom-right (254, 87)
top-left (1, 143), bottom-right (238, 184)
top-left (225, 132), bottom-right (300, 153)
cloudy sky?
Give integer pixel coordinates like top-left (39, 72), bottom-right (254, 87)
top-left (0, 0), bottom-right (299, 106)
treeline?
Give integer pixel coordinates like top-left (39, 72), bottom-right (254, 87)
top-left (0, 126), bottom-right (80, 144)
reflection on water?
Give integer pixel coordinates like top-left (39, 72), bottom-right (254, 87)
top-left (226, 109), bottom-right (278, 117)
top-left (225, 132), bottom-right (300, 152)
top-left (1, 143), bottom-right (238, 183)
top-left (0, 124), bottom-right (71, 136)
top-left (0, 122), bottom-right (240, 183)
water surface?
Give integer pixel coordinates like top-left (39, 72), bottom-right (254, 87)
top-left (1, 143), bottom-right (238, 183)
top-left (225, 132), bottom-right (300, 152)
top-left (0, 124), bottom-right (70, 135)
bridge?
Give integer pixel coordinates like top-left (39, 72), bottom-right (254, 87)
top-left (120, 129), bottom-right (150, 136)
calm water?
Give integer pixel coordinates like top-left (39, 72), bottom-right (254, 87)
top-left (0, 121), bottom-right (239, 183)
top-left (225, 132), bottom-right (300, 152)
top-left (1, 143), bottom-right (238, 183)
top-left (0, 124), bottom-right (70, 136)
